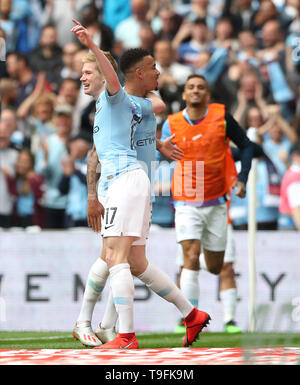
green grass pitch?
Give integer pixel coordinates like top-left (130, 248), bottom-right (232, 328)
top-left (1, 331), bottom-right (300, 350)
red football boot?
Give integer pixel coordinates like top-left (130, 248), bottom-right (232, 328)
top-left (96, 332), bottom-right (139, 349)
top-left (183, 308), bottom-right (211, 347)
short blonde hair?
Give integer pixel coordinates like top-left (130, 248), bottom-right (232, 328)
top-left (82, 51), bottom-right (118, 74)
top-left (33, 94), bottom-right (56, 116)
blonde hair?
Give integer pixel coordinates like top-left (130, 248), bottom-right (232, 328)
top-left (33, 94), bottom-right (56, 116)
top-left (82, 51), bottom-right (118, 74)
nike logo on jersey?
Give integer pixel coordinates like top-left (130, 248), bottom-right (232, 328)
top-left (192, 134), bottom-right (203, 141)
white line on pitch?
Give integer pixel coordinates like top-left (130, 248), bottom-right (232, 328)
top-left (0, 335), bottom-right (71, 341)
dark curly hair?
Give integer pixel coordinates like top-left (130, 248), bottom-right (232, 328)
top-left (119, 48), bottom-right (151, 76)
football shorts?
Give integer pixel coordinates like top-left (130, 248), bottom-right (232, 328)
top-left (175, 203), bottom-right (228, 251)
top-left (99, 169), bottom-right (150, 241)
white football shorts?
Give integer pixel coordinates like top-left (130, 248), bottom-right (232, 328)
top-left (175, 203), bottom-right (228, 251)
top-left (99, 169), bottom-right (151, 242)
top-left (176, 223), bottom-right (235, 266)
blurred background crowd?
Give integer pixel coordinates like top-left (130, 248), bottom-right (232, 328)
top-left (0, 0), bottom-right (299, 231)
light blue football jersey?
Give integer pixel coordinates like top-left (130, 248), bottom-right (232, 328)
top-left (130, 95), bottom-right (157, 203)
top-left (95, 87), bottom-right (153, 197)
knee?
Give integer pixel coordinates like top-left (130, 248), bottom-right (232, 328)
top-left (209, 264), bottom-right (223, 275)
top-left (220, 263), bottom-right (234, 279)
top-left (183, 251), bottom-right (200, 270)
top-left (104, 245), bottom-right (117, 268)
top-left (207, 259), bottom-right (224, 275)
top-left (130, 265), bottom-right (141, 277)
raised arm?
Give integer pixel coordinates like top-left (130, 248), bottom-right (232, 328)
top-left (71, 19), bottom-right (120, 95)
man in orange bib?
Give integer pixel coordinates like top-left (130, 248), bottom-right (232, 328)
top-left (160, 74), bottom-right (256, 332)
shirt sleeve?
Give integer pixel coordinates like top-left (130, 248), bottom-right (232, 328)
top-left (225, 112), bottom-right (254, 185)
top-left (104, 86), bottom-right (125, 104)
top-left (160, 119), bottom-right (172, 141)
top-left (230, 141), bottom-right (264, 161)
top-left (139, 97), bottom-right (153, 116)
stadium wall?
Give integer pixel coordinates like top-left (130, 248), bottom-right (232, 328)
top-left (0, 228), bottom-right (299, 332)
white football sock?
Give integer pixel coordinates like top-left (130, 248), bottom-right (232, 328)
top-left (109, 263), bottom-right (134, 333)
top-left (101, 289), bottom-right (118, 329)
top-left (199, 253), bottom-right (208, 271)
top-left (77, 258), bottom-right (109, 323)
top-left (180, 268), bottom-right (200, 309)
top-left (138, 264), bottom-right (194, 318)
top-left (220, 288), bottom-right (237, 324)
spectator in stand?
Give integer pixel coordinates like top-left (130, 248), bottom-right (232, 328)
top-left (72, 48), bottom-right (90, 80)
top-left (139, 23), bottom-right (156, 55)
top-left (259, 107), bottom-right (297, 179)
top-left (79, 4), bottom-right (115, 53)
top-left (114, 0), bottom-right (157, 50)
top-left (35, 104), bottom-right (73, 229)
top-left (56, 78), bottom-right (82, 136)
top-left (4, 149), bottom-right (45, 228)
top-left (235, 29), bottom-right (259, 65)
top-left (154, 4), bottom-right (183, 42)
top-left (29, 24), bottom-right (63, 94)
top-left (0, 120), bottom-right (18, 228)
top-left (279, 140), bottom-right (300, 231)
top-left (230, 106), bottom-right (282, 231)
top-left (16, 71), bottom-right (54, 133)
top-left (0, 0), bottom-right (17, 53)
top-left (154, 39), bottom-right (192, 114)
top-left (212, 17), bottom-right (238, 51)
top-left (5, 52), bottom-right (52, 106)
top-left (252, 0), bottom-right (279, 38)
top-left (59, 132), bottom-right (92, 228)
top-left (1, 107), bottom-right (30, 151)
top-left (256, 19), bottom-right (295, 121)
top-left (258, 19), bottom-right (286, 65)
top-left (17, 88), bottom-right (56, 155)
top-left (8, 0), bottom-right (43, 54)
top-left (194, 45), bottom-right (229, 90)
top-left (41, 0), bottom-right (91, 47)
top-left (0, 77), bottom-right (18, 111)
top-left (60, 42), bottom-right (81, 80)
top-left (57, 78), bottom-right (80, 110)
top-left (181, 0), bottom-right (220, 32)
top-left (233, 69), bottom-right (270, 127)
top-left (174, 18), bottom-right (213, 68)
top-left (222, 0), bottom-right (258, 36)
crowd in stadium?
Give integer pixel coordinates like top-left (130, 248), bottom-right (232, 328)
top-left (0, 0), bottom-right (299, 231)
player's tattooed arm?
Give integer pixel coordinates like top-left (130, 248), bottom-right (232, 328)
top-left (87, 146), bottom-right (104, 233)
top-left (87, 145), bottom-right (100, 198)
